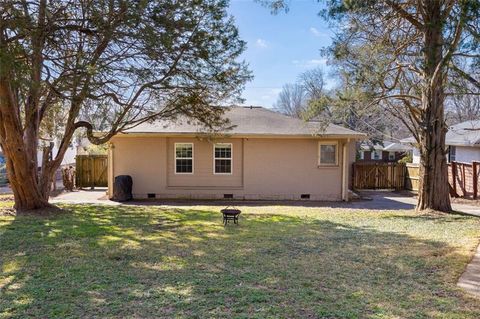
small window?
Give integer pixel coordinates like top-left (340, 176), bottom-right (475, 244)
top-left (448, 146), bottom-right (456, 163)
top-left (388, 152), bottom-right (395, 161)
top-left (372, 150), bottom-right (382, 160)
top-left (318, 142), bottom-right (338, 166)
top-left (214, 143), bottom-right (232, 174)
top-left (175, 143), bottom-right (193, 174)
top-left (359, 151), bottom-right (364, 160)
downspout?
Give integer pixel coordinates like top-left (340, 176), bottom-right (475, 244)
top-left (107, 142), bottom-right (114, 199)
top-left (341, 139), bottom-right (350, 201)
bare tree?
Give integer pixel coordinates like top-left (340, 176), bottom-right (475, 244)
top-left (275, 67), bottom-right (328, 118)
top-left (0, 0), bottom-right (251, 211)
top-left (448, 77), bottom-right (480, 123)
top-left (274, 83), bottom-right (307, 118)
top-left (299, 67), bottom-right (326, 101)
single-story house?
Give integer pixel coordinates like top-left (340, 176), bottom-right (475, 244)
top-left (357, 141), bottom-right (411, 162)
top-left (401, 120), bottom-right (480, 163)
top-left (107, 106), bottom-right (365, 201)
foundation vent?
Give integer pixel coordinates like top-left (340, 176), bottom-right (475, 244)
top-left (223, 194), bottom-right (234, 199)
top-left (147, 193), bottom-right (156, 198)
top-left (300, 194), bottom-right (310, 199)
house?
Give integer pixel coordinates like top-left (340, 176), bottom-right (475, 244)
top-left (36, 137), bottom-right (90, 168)
top-left (107, 106), bottom-right (365, 201)
top-left (402, 120), bottom-right (480, 164)
top-left (357, 141), bottom-right (411, 162)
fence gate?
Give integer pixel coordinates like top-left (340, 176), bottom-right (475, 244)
top-left (76, 155), bottom-right (108, 188)
top-left (353, 162), bottom-right (406, 190)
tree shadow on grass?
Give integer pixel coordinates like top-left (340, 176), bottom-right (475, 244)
top-left (1, 204), bottom-right (480, 318)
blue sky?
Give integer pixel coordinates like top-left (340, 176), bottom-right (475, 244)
top-left (227, 0), bottom-right (335, 108)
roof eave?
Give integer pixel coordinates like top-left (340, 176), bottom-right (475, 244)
top-left (114, 132), bottom-right (367, 139)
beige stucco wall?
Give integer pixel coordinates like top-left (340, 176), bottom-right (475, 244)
top-left (110, 135), bottom-right (356, 201)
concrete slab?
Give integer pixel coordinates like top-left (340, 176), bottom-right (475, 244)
top-left (50, 188), bottom-right (120, 205)
top-left (458, 244), bottom-right (480, 298)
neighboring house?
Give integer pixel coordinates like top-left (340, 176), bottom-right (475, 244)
top-left (401, 120), bottom-right (480, 164)
top-left (357, 141), bottom-right (411, 162)
top-left (108, 106), bottom-right (365, 201)
top-left (37, 137), bottom-right (90, 168)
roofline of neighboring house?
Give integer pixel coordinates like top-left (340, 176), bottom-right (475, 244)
top-left (400, 137), bottom-right (480, 148)
top-left (112, 132), bottom-right (367, 139)
top-left (446, 142), bottom-right (480, 147)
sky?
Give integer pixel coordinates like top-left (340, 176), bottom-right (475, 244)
top-left (227, 0), bottom-right (335, 108)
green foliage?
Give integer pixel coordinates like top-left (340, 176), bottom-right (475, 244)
top-left (83, 144), bottom-right (108, 155)
top-left (1, 201), bottom-right (480, 317)
top-left (1, 0), bottom-right (252, 142)
top-left (398, 152), bottom-right (413, 164)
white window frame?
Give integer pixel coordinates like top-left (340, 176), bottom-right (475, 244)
top-left (318, 141), bottom-right (338, 166)
top-left (372, 150), bottom-right (382, 160)
top-left (213, 143), bottom-right (233, 175)
top-left (359, 151), bottom-right (365, 160)
top-left (174, 143), bottom-right (194, 174)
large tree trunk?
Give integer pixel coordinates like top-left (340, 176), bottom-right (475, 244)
top-left (4, 150), bottom-right (52, 211)
top-left (0, 80), bottom-right (54, 211)
top-left (416, 1), bottom-right (452, 212)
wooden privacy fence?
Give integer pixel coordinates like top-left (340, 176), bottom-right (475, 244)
top-left (75, 155), bottom-right (108, 188)
top-left (352, 162), bottom-right (406, 190)
top-left (404, 161), bottom-right (480, 199)
top-left (449, 161), bottom-right (479, 199)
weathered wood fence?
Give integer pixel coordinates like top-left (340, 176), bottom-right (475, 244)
top-left (352, 162), bottom-right (406, 190)
top-left (75, 155), bottom-right (108, 188)
top-left (403, 161), bottom-right (479, 199)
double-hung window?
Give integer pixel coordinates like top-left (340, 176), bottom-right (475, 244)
top-left (175, 143), bottom-right (193, 174)
top-left (318, 142), bottom-right (338, 166)
top-left (214, 143), bottom-right (232, 174)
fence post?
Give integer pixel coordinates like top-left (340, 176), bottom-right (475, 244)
top-left (473, 161), bottom-right (479, 199)
top-left (451, 161), bottom-right (457, 196)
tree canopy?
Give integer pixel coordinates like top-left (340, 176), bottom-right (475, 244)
top-left (0, 0), bottom-right (251, 210)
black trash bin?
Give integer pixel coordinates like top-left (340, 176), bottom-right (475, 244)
top-left (113, 175), bottom-right (133, 201)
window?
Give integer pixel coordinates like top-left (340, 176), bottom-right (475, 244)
top-left (372, 150), bottom-right (382, 160)
top-left (214, 143), bottom-right (232, 174)
top-left (359, 151), bottom-right (365, 160)
top-left (388, 152), bottom-right (395, 161)
top-left (175, 143), bottom-right (193, 174)
top-left (318, 142), bottom-right (338, 166)
top-left (448, 146), bottom-right (456, 163)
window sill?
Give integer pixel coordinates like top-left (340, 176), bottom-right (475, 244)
top-left (317, 164), bottom-right (339, 168)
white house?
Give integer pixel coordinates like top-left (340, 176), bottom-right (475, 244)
top-left (36, 137), bottom-right (90, 168)
top-left (402, 120), bottom-right (480, 164)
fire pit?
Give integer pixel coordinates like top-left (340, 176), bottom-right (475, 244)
top-left (221, 207), bottom-right (241, 226)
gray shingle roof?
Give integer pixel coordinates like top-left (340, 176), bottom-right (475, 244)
top-left (359, 141), bottom-right (411, 152)
top-left (446, 120), bottom-right (480, 146)
top-left (400, 120), bottom-right (480, 147)
top-left (122, 106), bottom-right (365, 138)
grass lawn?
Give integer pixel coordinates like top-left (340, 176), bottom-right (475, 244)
top-left (1, 197), bottom-right (480, 318)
